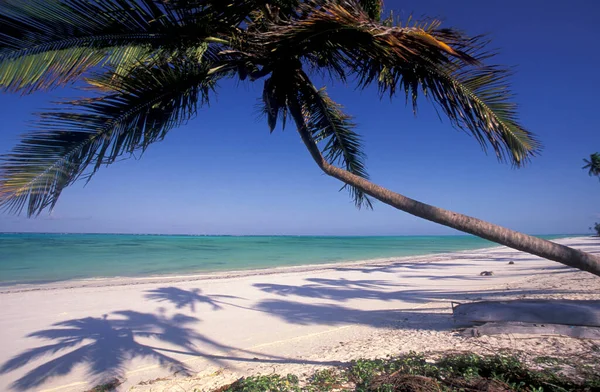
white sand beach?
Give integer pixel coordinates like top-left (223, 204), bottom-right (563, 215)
top-left (1, 237), bottom-right (599, 392)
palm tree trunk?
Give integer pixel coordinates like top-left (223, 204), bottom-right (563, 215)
top-left (288, 99), bottom-right (600, 277)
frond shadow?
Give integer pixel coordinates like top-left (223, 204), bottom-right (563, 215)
top-left (0, 310), bottom-right (204, 390)
top-left (144, 287), bottom-right (242, 312)
top-left (253, 277), bottom-right (592, 305)
top-left (255, 300), bottom-right (455, 330)
top-left (0, 304), bottom-right (344, 391)
top-left (304, 277), bottom-right (397, 288)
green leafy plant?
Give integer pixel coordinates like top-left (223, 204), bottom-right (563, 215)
top-left (85, 378), bottom-right (122, 392)
top-left (213, 353), bottom-right (600, 392)
top-left (348, 358), bottom-right (387, 388)
top-left (217, 374), bottom-right (300, 392)
top-left (308, 368), bottom-right (346, 391)
top-left (348, 353), bottom-right (597, 392)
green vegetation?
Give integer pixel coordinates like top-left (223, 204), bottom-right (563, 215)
top-left (592, 222), bottom-right (600, 237)
top-left (1, 0), bottom-right (599, 274)
top-left (214, 374), bottom-right (301, 392)
top-left (309, 368), bottom-right (348, 391)
top-left (85, 378), bottom-right (122, 392)
top-left (209, 353), bottom-right (599, 392)
top-left (583, 153), bottom-right (600, 180)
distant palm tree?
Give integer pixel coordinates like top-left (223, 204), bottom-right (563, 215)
top-left (583, 153), bottom-right (600, 179)
top-left (0, 0), bottom-right (598, 275)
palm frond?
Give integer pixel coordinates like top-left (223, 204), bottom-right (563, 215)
top-left (254, 1), bottom-right (539, 166)
top-left (261, 68), bottom-right (297, 132)
top-left (262, 77), bottom-right (284, 132)
top-left (353, 47), bottom-right (540, 165)
top-left (297, 74), bottom-right (372, 209)
top-left (583, 152), bottom-right (600, 177)
top-left (253, 2), bottom-right (476, 69)
top-left (0, 0), bottom-right (220, 93)
top-left (256, 62), bottom-right (372, 208)
top-left (424, 64), bottom-right (540, 165)
top-left (0, 59), bottom-right (221, 216)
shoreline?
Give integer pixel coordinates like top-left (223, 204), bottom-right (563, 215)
top-left (0, 236), bottom-right (598, 392)
top-left (0, 236), bottom-right (586, 294)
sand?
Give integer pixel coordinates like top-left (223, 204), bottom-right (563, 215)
top-left (0, 236), bottom-right (599, 392)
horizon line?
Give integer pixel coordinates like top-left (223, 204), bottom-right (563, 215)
top-left (0, 231), bottom-right (587, 238)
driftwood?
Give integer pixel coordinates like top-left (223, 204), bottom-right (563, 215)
top-left (452, 299), bottom-right (600, 328)
top-left (462, 321), bottom-right (600, 339)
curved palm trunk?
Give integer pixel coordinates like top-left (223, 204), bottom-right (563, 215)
top-left (288, 100), bottom-right (600, 277)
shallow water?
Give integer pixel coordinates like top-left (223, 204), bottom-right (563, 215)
top-left (0, 233), bottom-right (570, 285)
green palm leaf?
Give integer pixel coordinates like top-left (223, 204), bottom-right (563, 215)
top-left (261, 69), bottom-right (294, 132)
top-left (254, 1), bottom-right (540, 166)
top-left (253, 2), bottom-right (476, 71)
top-left (354, 50), bottom-right (541, 165)
top-left (427, 64), bottom-right (539, 165)
top-left (0, 0), bottom-right (541, 213)
top-left (0, 0), bottom-right (220, 93)
top-left (258, 64), bottom-right (371, 208)
top-left (297, 73), bottom-right (372, 209)
top-left (583, 152), bottom-right (600, 177)
top-left (0, 59), bottom-right (220, 216)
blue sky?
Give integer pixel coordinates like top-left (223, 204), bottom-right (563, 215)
top-left (0, 0), bottom-right (599, 235)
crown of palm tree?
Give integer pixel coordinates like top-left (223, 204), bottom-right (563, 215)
top-left (583, 152), bottom-right (600, 178)
top-left (0, 0), bottom-right (540, 216)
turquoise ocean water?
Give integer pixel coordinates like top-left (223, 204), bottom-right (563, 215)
top-left (0, 234), bottom-right (569, 285)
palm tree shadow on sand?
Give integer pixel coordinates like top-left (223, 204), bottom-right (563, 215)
top-left (0, 309), bottom-right (234, 391)
top-left (0, 302), bottom-right (343, 391)
top-left (144, 287), bottom-right (241, 312)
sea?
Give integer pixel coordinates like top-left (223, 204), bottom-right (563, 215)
top-left (0, 233), bottom-right (571, 285)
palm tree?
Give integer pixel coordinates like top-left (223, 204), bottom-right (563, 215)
top-left (583, 153), bottom-right (600, 179)
top-left (0, 0), bottom-right (599, 275)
